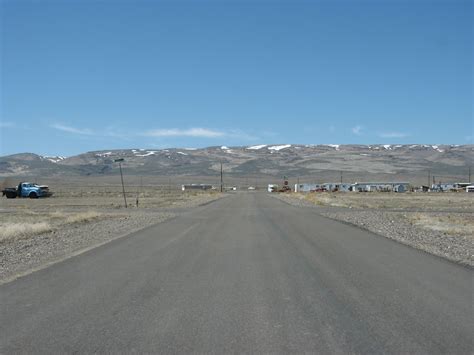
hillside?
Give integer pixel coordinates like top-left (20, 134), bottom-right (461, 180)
top-left (1, 144), bottom-right (472, 184)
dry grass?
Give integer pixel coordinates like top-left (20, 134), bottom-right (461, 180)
top-left (0, 188), bottom-right (219, 210)
top-left (0, 209), bottom-right (102, 244)
top-left (285, 191), bottom-right (474, 239)
top-left (408, 213), bottom-right (474, 237)
top-left (64, 211), bottom-right (101, 223)
top-left (0, 222), bottom-right (52, 242)
top-left (0, 187), bottom-right (220, 244)
top-left (293, 192), bottom-right (474, 211)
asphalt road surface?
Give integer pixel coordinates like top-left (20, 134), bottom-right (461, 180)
top-left (1, 193), bottom-right (472, 353)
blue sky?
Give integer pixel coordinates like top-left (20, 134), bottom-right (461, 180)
top-left (1, 0), bottom-right (472, 156)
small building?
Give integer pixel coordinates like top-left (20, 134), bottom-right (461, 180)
top-left (337, 183), bottom-right (352, 192)
top-left (352, 182), bottom-right (410, 193)
top-left (294, 183), bottom-right (322, 192)
top-left (268, 184), bottom-right (278, 192)
top-left (431, 183), bottom-right (456, 192)
top-left (321, 183), bottom-right (352, 192)
top-left (322, 183), bottom-right (338, 192)
top-left (394, 184), bottom-right (406, 193)
top-left (181, 184), bottom-right (213, 191)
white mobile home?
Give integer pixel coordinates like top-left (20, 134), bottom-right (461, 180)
top-left (322, 183), bottom-right (352, 192)
top-left (268, 184), bottom-right (278, 192)
top-left (352, 182), bottom-right (410, 193)
top-left (181, 184), bottom-right (213, 191)
top-left (431, 183), bottom-right (456, 192)
top-left (294, 183), bottom-right (322, 192)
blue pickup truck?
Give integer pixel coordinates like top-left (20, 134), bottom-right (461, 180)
top-left (2, 182), bottom-right (53, 199)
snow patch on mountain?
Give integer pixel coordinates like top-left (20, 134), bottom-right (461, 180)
top-left (268, 144), bottom-right (291, 151)
top-left (247, 144), bottom-right (267, 150)
top-left (95, 152), bottom-right (113, 157)
top-left (42, 156), bottom-right (66, 163)
top-left (135, 151), bottom-right (158, 157)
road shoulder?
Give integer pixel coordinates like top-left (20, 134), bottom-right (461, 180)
top-left (272, 193), bottom-right (473, 267)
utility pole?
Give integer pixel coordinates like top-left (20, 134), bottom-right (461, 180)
top-left (220, 162), bottom-right (223, 192)
top-left (115, 158), bottom-right (127, 208)
top-left (340, 171), bottom-right (343, 184)
top-left (428, 170), bottom-right (431, 187)
top-left (469, 167), bottom-right (471, 183)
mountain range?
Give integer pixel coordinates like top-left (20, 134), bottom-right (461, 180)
top-left (1, 144), bottom-right (473, 184)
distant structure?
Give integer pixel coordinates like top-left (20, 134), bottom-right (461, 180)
top-left (322, 183), bottom-right (352, 192)
top-left (351, 182), bottom-right (409, 193)
top-left (294, 182), bottom-right (406, 193)
top-left (181, 184), bottom-right (213, 191)
top-left (268, 184), bottom-right (278, 192)
top-left (294, 183), bottom-right (322, 192)
top-left (431, 182), bottom-right (471, 192)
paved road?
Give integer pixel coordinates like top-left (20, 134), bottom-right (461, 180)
top-left (1, 193), bottom-right (472, 353)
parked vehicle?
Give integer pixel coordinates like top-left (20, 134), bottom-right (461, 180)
top-left (2, 182), bottom-right (53, 199)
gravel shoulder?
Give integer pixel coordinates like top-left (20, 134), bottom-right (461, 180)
top-left (273, 193), bottom-right (473, 267)
top-left (0, 193), bottom-right (224, 284)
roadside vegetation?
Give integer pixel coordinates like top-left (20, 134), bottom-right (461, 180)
top-left (0, 186), bottom-right (223, 283)
top-left (286, 192), bottom-right (474, 238)
top-left (295, 191), bottom-right (474, 210)
top-left (0, 210), bottom-right (103, 243)
top-left (277, 191), bottom-right (473, 265)
top-left (407, 213), bottom-right (474, 237)
top-left (0, 187), bottom-right (220, 244)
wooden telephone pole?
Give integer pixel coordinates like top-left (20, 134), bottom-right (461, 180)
top-left (220, 162), bottom-right (223, 192)
top-left (114, 158), bottom-right (127, 208)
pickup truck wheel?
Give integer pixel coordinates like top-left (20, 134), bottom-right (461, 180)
top-left (29, 192), bottom-right (38, 199)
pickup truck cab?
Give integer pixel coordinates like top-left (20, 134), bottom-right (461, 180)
top-left (2, 182), bottom-right (53, 199)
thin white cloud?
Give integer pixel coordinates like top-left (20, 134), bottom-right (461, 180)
top-left (48, 124), bottom-right (258, 142)
top-left (144, 128), bottom-right (226, 138)
top-left (379, 132), bottom-right (410, 138)
top-left (50, 123), bottom-right (94, 135)
top-left (351, 125), bottom-right (363, 135)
